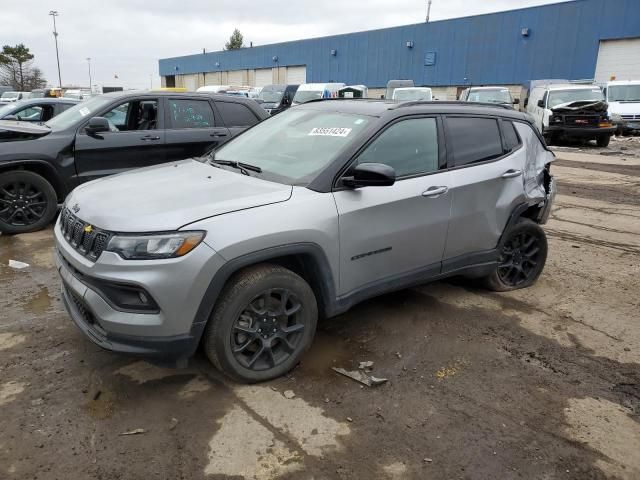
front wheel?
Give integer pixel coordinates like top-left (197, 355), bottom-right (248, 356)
top-left (482, 219), bottom-right (548, 292)
top-left (203, 264), bottom-right (318, 383)
top-left (0, 170), bottom-right (58, 234)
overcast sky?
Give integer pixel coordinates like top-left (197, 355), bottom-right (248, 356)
top-left (2, 0), bottom-right (564, 89)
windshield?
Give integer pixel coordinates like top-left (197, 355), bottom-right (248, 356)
top-left (608, 85), bottom-right (640, 102)
top-left (548, 88), bottom-right (604, 108)
top-left (293, 90), bottom-right (323, 104)
top-left (1, 92), bottom-right (19, 100)
top-left (259, 86), bottom-right (285, 103)
top-left (468, 89), bottom-right (512, 104)
top-left (45, 95), bottom-right (112, 131)
top-left (211, 109), bottom-right (371, 185)
top-left (0, 103), bottom-right (18, 116)
top-left (393, 89), bottom-right (432, 101)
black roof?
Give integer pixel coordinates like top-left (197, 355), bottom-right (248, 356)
top-left (4, 97), bottom-right (80, 106)
top-left (296, 98), bottom-right (532, 121)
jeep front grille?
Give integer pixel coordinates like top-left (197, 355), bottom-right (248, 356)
top-left (59, 208), bottom-right (111, 262)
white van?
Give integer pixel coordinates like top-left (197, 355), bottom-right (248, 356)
top-left (196, 85), bottom-right (232, 94)
top-left (526, 83), bottom-right (615, 146)
top-left (392, 87), bottom-right (433, 102)
top-left (604, 80), bottom-right (640, 135)
top-left (292, 83), bottom-right (345, 105)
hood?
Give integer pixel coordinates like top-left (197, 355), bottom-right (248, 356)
top-left (608, 101), bottom-right (640, 115)
top-left (0, 120), bottom-right (51, 134)
top-left (551, 100), bottom-right (608, 113)
top-left (67, 159), bottom-right (293, 232)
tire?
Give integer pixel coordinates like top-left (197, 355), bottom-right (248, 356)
top-left (0, 170), bottom-right (58, 234)
top-left (596, 134), bottom-right (611, 147)
top-left (482, 218), bottom-right (548, 292)
top-left (203, 264), bottom-right (318, 383)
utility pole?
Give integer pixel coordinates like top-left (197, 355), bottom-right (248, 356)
top-left (426, 0), bottom-right (433, 23)
top-left (49, 11), bottom-right (62, 88)
top-left (86, 57), bottom-right (92, 92)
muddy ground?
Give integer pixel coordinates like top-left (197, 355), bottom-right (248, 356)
top-left (1, 147), bottom-right (639, 480)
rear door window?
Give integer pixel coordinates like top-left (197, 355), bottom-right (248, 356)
top-left (501, 120), bottom-right (521, 153)
top-left (216, 101), bottom-right (259, 127)
top-left (168, 99), bottom-right (216, 129)
top-left (445, 117), bottom-right (504, 167)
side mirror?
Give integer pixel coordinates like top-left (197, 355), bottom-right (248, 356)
top-left (537, 99), bottom-right (545, 108)
top-left (85, 117), bottom-right (110, 134)
top-left (342, 163), bottom-right (396, 188)
top-left (513, 98), bottom-right (520, 105)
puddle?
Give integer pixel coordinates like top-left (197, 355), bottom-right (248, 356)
top-left (22, 288), bottom-right (52, 314)
top-left (0, 381), bottom-right (26, 406)
top-left (298, 331), bottom-right (354, 376)
top-left (0, 332), bottom-right (26, 351)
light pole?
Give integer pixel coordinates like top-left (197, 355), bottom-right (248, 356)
top-left (49, 11), bottom-right (62, 89)
top-left (426, 0), bottom-right (433, 23)
top-left (86, 57), bottom-right (92, 92)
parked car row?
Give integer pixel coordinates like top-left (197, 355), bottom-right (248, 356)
top-left (0, 91), bottom-right (268, 233)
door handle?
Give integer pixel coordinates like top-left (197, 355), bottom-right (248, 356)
top-left (210, 131), bottom-right (228, 138)
top-left (140, 135), bottom-right (160, 141)
top-left (422, 186), bottom-right (449, 197)
top-left (501, 169), bottom-right (523, 179)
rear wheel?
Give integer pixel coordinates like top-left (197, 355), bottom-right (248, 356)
top-left (482, 219), bottom-right (548, 292)
top-left (596, 134), bottom-right (611, 147)
top-left (0, 170), bottom-right (58, 234)
top-left (203, 264), bottom-right (318, 383)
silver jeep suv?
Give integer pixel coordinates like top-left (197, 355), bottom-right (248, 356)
top-left (54, 100), bottom-right (556, 383)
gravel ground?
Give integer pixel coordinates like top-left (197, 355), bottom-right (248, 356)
top-left (1, 148), bottom-right (639, 480)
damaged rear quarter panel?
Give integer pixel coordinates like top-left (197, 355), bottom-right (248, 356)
top-left (515, 122), bottom-right (555, 202)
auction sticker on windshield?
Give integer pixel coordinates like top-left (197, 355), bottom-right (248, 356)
top-left (309, 127), bottom-right (352, 137)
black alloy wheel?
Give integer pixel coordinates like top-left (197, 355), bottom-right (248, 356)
top-left (497, 231), bottom-right (542, 287)
top-left (0, 171), bottom-right (58, 234)
top-left (231, 288), bottom-right (305, 371)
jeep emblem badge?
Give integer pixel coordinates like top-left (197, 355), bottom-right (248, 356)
top-left (72, 204), bottom-right (80, 213)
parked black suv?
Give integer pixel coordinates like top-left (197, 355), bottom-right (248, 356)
top-left (0, 91), bottom-right (269, 234)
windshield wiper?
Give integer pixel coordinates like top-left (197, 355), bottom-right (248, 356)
top-left (210, 159), bottom-right (262, 175)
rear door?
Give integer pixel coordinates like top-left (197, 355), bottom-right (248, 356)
top-left (164, 96), bottom-right (230, 161)
top-left (442, 116), bottom-right (526, 269)
top-left (214, 100), bottom-right (262, 138)
top-left (333, 116), bottom-right (452, 296)
top-left (74, 96), bottom-right (166, 183)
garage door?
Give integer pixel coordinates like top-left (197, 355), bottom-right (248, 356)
top-left (595, 38), bottom-right (640, 83)
top-left (227, 70), bottom-right (244, 86)
top-left (255, 68), bottom-right (273, 87)
top-left (183, 74), bottom-right (198, 91)
top-left (286, 66), bottom-right (306, 85)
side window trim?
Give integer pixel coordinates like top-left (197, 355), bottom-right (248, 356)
top-left (333, 114), bottom-right (444, 189)
top-left (443, 114), bottom-right (512, 171)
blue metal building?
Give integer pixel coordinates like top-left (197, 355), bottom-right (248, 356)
top-left (159, 0), bottom-right (640, 89)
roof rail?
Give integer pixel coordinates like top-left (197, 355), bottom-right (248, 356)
top-left (393, 100), bottom-right (513, 110)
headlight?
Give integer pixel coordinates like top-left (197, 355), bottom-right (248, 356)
top-left (610, 113), bottom-right (623, 122)
top-left (106, 231), bottom-right (205, 260)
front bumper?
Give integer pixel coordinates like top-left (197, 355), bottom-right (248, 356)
top-left (54, 220), bottom-right (225, 363)
top-left (545, 125), bottom-right (616, 137)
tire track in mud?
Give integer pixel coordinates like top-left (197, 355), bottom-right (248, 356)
top-left (554, 159), bottom-right (640, 177)
top-left (550, 215), bottom-right (640, 237)
top-left (545, 228), bottom-right (640, 254)
top-left (558, 181), bottom-right (640, 207)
